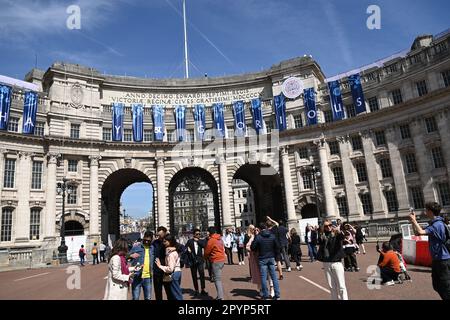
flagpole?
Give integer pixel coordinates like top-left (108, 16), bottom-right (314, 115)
top-left (183, 0), bottom-right (189, 79)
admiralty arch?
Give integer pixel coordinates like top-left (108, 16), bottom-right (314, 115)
top-left (0, 32), bottom-right (450, 264)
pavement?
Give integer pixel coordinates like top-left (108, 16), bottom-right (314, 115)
top-left (0, 243), bottom-right (441, 300)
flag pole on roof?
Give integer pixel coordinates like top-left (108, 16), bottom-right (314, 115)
top-left (183, 0), bottom-right (190, 79)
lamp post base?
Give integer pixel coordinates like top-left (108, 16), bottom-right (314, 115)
top-left (58, 242), bottom-right (68, 264)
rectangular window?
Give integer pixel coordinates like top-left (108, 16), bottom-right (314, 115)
top-left (29, 209), bottom-right (41, 240)
top-left (355, 162), bottom-right (368, 182)
top-left (379, 158), bottom-right (393, 178)
top-left (68, 160), bottom-right (78, 172)
top-left (124, 129), bottom-right (133, 142)
top-left (346, 105), bottom-right (356, 118)
top-left (1, 208), bottom-right (13, 242)
top-left (67, 185), bottom-right (77, 204)
top-left (302, 173), bottom-right (313, 190)
top-left (410, 187), bottom-right (424, 209)
top-left (328, 141), bottom-right (340, 156)
top-left (242, 190), bottom-right (247, 198)
top-left (332, 167), bottom-right (344, 185)
top-left (70, 124), bottom-right (80, 139)
top-left (438, 183), bottom-right (450, 206)
top-left (102, 128), bottom-right (112, 141)
top-left (391, 89), bottom-right (403, 105)
top-left (432, 147), bottom-right (445, 169)
top-left (31, 161), bottom-right (43, 190)
top-left (3, 159), bottom-right (15, 188)
top-left (34, 122), bottom-right (45, 136)
top-left (351, 136), bottom-right (363, 151)
top-left (405, 153), bottom-right (418, 174)
top-left (144, 130), bottom-right (153, 142)
top-left (425, 117), bottom-right (438, 133)
top-left (400, 124), bottom-right (411, 140)
top-left (368, 97), bottom-right (380, 112)
top-left (384, 190), bottom-right (399, 212)
top-left (337, 197), bottom-right (349, 217)
top-left (294, 114), bottom-right (303, 129)
top-left (298, 147), bottom-right (308, 159)
top-left (360, 194), bottom-right (373, 215)
top-left (243, 204), bottom-right (248, 212)
top-left (375, 130), bottom-right (386, 147)
top-left (323, 110), bottom-right (333, 123)
top-left (442, 70), bottom-right (450, 88)
top-left (7, 117), bottom-right (19, 132)
top-left (416, 80), bottom-right (428, 97)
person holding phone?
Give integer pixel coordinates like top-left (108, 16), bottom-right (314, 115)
top-left (129, 231), bottom-right (154, 300)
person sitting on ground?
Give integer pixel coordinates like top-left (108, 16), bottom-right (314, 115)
top-left (376, 241), bottom-right (402, 286)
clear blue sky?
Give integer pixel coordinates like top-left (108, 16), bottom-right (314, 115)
top-left (1, 0), bottom-right (449, 218)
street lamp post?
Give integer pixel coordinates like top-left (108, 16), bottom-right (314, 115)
top-left (56, 178), bottom-right (71, 264)
top-left (308, 165), bottom-right (322, 225)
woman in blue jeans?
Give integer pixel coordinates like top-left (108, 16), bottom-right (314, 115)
top-left (155, 234), bottom-right (183, 300)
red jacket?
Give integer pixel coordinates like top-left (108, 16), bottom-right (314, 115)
top-left (204, 234), bottom-right (226, 263)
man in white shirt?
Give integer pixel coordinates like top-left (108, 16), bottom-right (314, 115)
top-left (99, 241), bottom-right (107, 263)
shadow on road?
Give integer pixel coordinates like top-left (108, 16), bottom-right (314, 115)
top-left (408, 267), bottom-right (431, 273)
top-left (229, 288), bottom-right (259, 300)
top-left (230, 277), bottom-right (251, 282)
top-left (182, 288), bottom-right (213, 300)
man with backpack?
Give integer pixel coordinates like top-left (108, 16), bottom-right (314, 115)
top-left (92, 242), bottom-right (99, 265)
top-left (79, 245), bottom-right (86, 266)
top-left (409, 202), bottom-right (450, 300)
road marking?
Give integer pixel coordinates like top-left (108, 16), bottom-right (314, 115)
top-left (299, 276), bottom-right (331, 294)
top-left (14, 272), bottom-right (50, 282)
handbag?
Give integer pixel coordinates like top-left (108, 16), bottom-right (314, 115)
top-left (163, 273), bottom-right (173, 282)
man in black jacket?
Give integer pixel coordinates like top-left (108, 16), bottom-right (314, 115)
top-left (317, 220), bottom-right (348, 300)
top-left (151, 226), bottom-right (173, 300)
top-left (251, 223), bottom-right (281, 300)
top-left (186, 229), bottom-right (208, 296)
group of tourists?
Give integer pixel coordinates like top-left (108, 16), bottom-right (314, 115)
top-left (78, 241), bottom-right (109, 266)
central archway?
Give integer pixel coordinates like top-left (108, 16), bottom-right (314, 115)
top-left (101, 168), bottom-right (154, 243)
top-left (169, 167), bottom-right (220, 236)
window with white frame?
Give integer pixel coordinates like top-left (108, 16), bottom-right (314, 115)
top-left (103, 128), bottom-right (112, 141)
top-left (400, 124), bottom-right (411, 140)
top-left (328, 141), bottom-right (340, 156)
top-left (410, 186), bottom-right (424, 209)
top-left (351, 135), bottom-right (363, 151)
top-left (404, 153), bottom-right (418, 174)
top-left (425, 117), bottom-right (438, 133)
top-left (294, 114), bottom-right (303, 128)
top-left (416, 80), bottom-right (428, 97)
top-left (68, 160), bottom-right (78, 172)
top-left (384, 190), bottom-right (399, 212)
top-left (67, 185), bottom-right (77, 204)
top-left (31, 161), bottom-right (43, 190)
top-left (360, 194), bottom-right (373, 215)
top-left (391, 89), bottom-right (403, 105)
top-left (1, 208), bottom-right (13, 242)
top-left (432, 147), bottom-right (445, 169)
top-left (438, 183), bottom-right (450, 206)
top-left (70, 123), bottom-right (80, 139)
top-left (3, 159), bottom-right (16, 188)
top-left (34, 122), bottom-right (45, 136)
top-left (337, 197), bottom-right (349, 217)
top-left (375, 130), bottom-right (386, 147)
top-left (332, 167), bottom-right (344, 185)
top-left (379, 158), bottom-right (393, 178)
top-left (29, 208), bottom-right (41, 240)
top-left (355, 162), bottom-right (368, 182)
top-left (368, 97), bottom-right (379, 112)
top-left (298, 147), bottom-right (309, 159)
top-left (302, 173), bottom-right (313, 190)
top-left (7, 117), bottom-right (19, 132)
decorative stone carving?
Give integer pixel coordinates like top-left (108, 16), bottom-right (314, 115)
top-left (69, 82), bottom-right (84, 109)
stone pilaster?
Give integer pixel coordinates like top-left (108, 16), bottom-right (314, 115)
top-left (15, 152), bottom-right (32, 242)
top-left (281, 146), bottom-right (297, 226)
top-left (436, 110), bottom-right (450, 183)
top-left (89, 155), bottom-right (101, 237)
top-left (44, 153), bottom-right (59, 240)
top-left (217, 155), bottom-right (232, 228)
top-left (156, 157), bottom-right (168, 228)
top-left (316, 139), bottom-right (335, 219)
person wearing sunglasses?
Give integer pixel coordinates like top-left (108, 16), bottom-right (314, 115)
top-left (186, 229), bottom-right (208, 297)
top-left (128, 231), bottom-right (154, 300)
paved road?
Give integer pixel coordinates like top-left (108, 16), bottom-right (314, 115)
top-left (0, 243), bottom-right (441, 300)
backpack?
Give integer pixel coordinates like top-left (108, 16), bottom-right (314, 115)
top-left (79, 248), bottom-right (85, 257)
top-left (177, 244), bottom-right (191, 268)
top-left (92, 247), bottom-right (97, 255)
top-left (431, 219), bottom-right (450, 253)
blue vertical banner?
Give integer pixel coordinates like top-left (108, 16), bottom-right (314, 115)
top-left (152, 105), bottom-right (165, 141)
top-left (174, 105), bottom-right (186, 142)
top-left (22, 91), bottom-right (38, 134)
top-left (193, 104), bottom-right (206, 141)
top-left (274, 94), bottom-right (287, 131)
top-left (303, 88), bottom-right (318, 126)
top-left (132, 104), bottom-right (143, 142)
top-left (213, 103), bottom-right (225, 138)
top-left (251, 98), bottom-right (263, 135)
top-left (0, 85), bottom-right (12, 130)
top-left (348, 74), bottom-right (366, 115)
top-left (232, 100), bottom-right (246, 137)
top-left (328, 80), bottom-right (345, 121)
top-left (112, 103), bottom-right (124, 141)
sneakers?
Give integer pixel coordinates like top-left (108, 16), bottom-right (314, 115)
top-left (296, 265), bottom-right (303, 271)
top-left (287, 267), bottom-right (291, 272)
top-left (383, 280), bottom-right (395, 286)
top-left (270, 287), bottom-right (275, 298)
top-left (238, 261), bottom-right (242, 265)
top-left (242, 261), bottom-right (245, 265)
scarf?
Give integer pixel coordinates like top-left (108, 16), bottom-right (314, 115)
top-left (119, 253), bottom-right (129, 275)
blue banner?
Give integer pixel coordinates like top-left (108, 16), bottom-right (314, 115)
top-left (233, 100), bottom-right (246, 137)
top-left (251, 98), bottom-right (263, 135)
top-left (0, 85), bottom-right (12, 130)
top-left (274, 94), bottom-right (287, 131)
top-left (174, 105), bottom-right (186, 142)
top-left (328, 80), bottom-right (345, 121)
top-left (348, 74), bottom-right (366, 115)
top-left (303, 88), bottom-right (318, 126)
top-left (193, 104), bottom-right (206, 141)
top-left (112, 103), bottom-right (124, 141)
top-left (152, 105), bottom-right (165, 141)
top-left (213, 103), bottom-right (225, 138)
top-left (132, 104), bottom-right (143, 142)
top-left (22, 91), bottom-right (38, 134)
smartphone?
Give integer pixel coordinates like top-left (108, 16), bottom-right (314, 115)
top-left (331, 221), bottom-right (337, 227)
top-left (409, 207), bottom-right (415, 213)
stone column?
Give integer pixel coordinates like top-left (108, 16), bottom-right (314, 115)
top-left (156, 157), bottom-right (168, 228)
top-left (316, 139), bottom-right (335, 219)
top-left (44, 153), bottom-right (58, 240)
top-left (281, 147), bottom-right (297, 226)
top-left (0, 149), bottom-right (6, 197)
top-left (338, 137), bottom-right (360, 218)
top-left (89, 155), bottom-right (101, 237)
top-left (436, 110), bottom-right (450, 180)
top-left (385, 127), bottom-right (410, 214)
top-left (410, 119), bottom-right (435, 202)
top-left (15, 152), bottom-right (32, 242)
top-left (217, 156), bottom-right (232, 228)
top-left (361, 131), bottom-right (385, 215)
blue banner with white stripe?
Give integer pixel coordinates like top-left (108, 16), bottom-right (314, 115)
top-left (328, 80), bottom-right (345, 121)
top-left (193, 104), bottom-right (206, 141)
top-left (22, 91), bottom-right (38, 134)
top-left (132, 104), bottom-right (143, 142)
top-left (174, 105), bottom-right (186, 142)
top-left (303, 88), bottom-right (318, 126)
top-left (348, 74), bottom-right (366, 115)
top-left (152, 105), bottom-right (165, 141)
top-left (251, 98), bottom-right (263, 135)
top-left (112, 103), bottom-right (124, 141)
top-left (0, 85), bottom-right (12, 130)
top-left (274, 94), bottom-right (287, 131)
top-left (213, 103), bottom-right (225, 138)
top-left (233, 100), bottom-right (246, 137)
